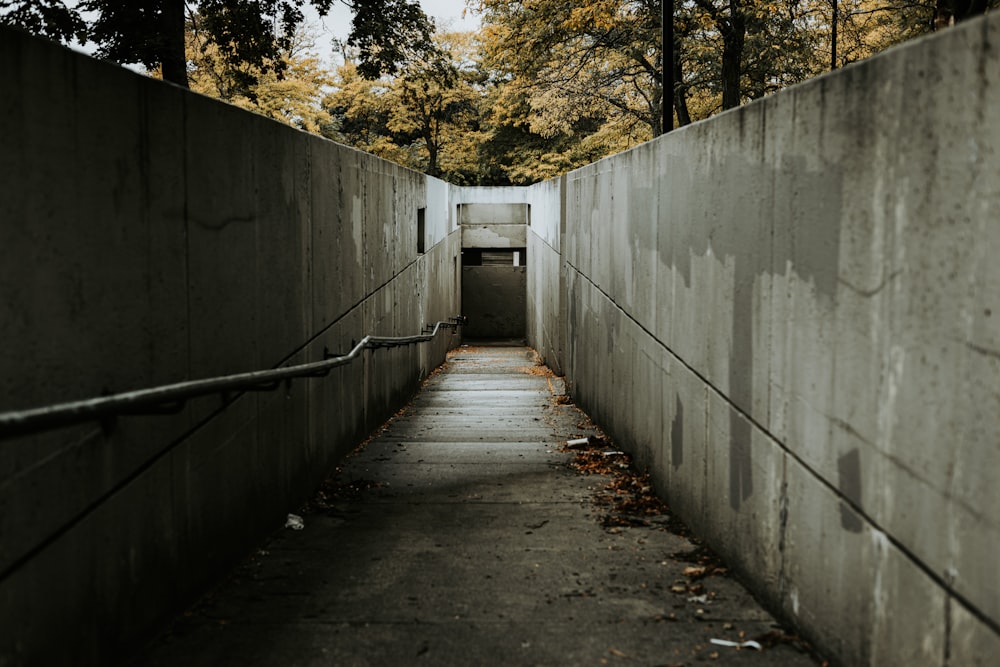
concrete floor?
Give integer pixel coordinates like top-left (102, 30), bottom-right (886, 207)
top-left (133, 345), bottom-right (822, 666)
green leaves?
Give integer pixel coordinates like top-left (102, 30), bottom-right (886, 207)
top-left (0, 0), bottom-right (87, 43)
top-left (329, 31), bottom-right (488, 180)
top-left (346, 0), bottom-right (435, 79)
top-left (1, 0), bottom-right (435, 88)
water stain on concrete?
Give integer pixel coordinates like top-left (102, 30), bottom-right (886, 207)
top-left (837, 448), bottom-right (863, 533)
top-left (671, 395), bottom-right (684, 468)
top-left (657, 151), bottom-right (843, 511)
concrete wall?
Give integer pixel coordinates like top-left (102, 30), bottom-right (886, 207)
top-left (459, 185), bottom-right (566, 369)
top-left (525, 179), bottom-right (565, 374)
top-left (0, 29), bottom-right (460, 666)
top-left (458, 202), bottom-right (530, 339)
top-left (459, 202), bottom-right (528, 248)
top-left (532, 15), bottom-right (1000, 666)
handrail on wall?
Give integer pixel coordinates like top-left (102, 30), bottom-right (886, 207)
top-left (0, 316), bottom-right (467, 439)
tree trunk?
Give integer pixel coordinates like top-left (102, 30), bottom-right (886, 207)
top-left (661, 0), bottom-right (673, 134)
top-left (831, 0), bottom-right (838, 69)
top-left (935, 0), bottom-right (954, 28)
top-left (160, 0), bottom-right (188, 87)
top-left (720, 0), bottom-right (745, 110)
top-left (673, 52), bottom-right (692, 126)
top-left (426, 135), bottom-right (440, 177)
top-left (938, 0), bottom-right (990, 26)
top-left (651, 77), bottom-right (664, 137)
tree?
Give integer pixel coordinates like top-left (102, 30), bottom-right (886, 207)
top-left (327, 32), bottom-right (488, 181)
top-left (345, 0), bottom-right (435, 79)
top-left (385, 34), bottom-right (486, 178)
top-left (81, 0), bottom-right (190, 86)
top-left (688, 0), bottom-right (747, 110)
top-left (473, 55), bottom-right (638, 184)
top-left (1, 0), bottom-right (434, 88)
top-left (830, 0), bottom-right (932, 68)
top-left (935, 0), bottom-right (994, 28)
top-left (0, 0), bottom-right (85, 42)
top-left (184, 16), bottom-right (336, 133)
top-left (478, 0), bottom-right (665, 137)
top-left (325, 59), bottom-right (394, 151)
top-left (741, 0), bottom-right (823, 100)
top-left (327, 22), bottom-right (640, 185)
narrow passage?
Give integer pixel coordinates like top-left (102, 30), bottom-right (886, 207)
top-left (136, 345), bottom-right (819, 666)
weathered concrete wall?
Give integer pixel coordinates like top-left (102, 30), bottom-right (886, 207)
top-left (456, 201), bottom-right (529, 338)
top-left (525, 179), bottom-right (565, 374)
top-left (554, 15), bottom-right (1000, 666)
top-left (462, 223), bottom-right (527, 248)
top-left (459, 185), bottom-right (565, 369)
top-left (459, 202), bottom-right (528, 248)
top-left (0, 29), bottom-right (460, 666)
top-left (458, 202), bottom-right (530, 225)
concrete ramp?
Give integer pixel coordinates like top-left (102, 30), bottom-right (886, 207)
top-left (135, 347), bottom-right (819, 666)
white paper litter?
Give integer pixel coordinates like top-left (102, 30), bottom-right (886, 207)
top-left (709, 638), bottom-right (763, 650)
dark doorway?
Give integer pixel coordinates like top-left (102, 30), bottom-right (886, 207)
top-left (461, 248), bottom-right (527, 339)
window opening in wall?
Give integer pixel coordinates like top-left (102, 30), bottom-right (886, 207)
top-left (526, 204), bottom-right (532, 227)
top-left (481, 251), bottom-right (510, 266)
top-left (417, 207), bottom-right (426, 254)
top-left (473, 248), bottom-right (527, 267)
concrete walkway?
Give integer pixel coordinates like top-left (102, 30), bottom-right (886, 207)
top-left (135, 345), bottom-right (821, 666)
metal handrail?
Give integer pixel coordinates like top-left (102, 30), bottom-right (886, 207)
top-left (0, 316), bottom-right (467, 439)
